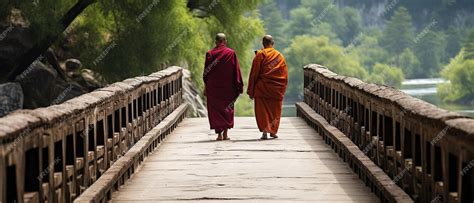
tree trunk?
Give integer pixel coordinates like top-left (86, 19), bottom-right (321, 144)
top-left (6, 0), bottom-right (97, 81)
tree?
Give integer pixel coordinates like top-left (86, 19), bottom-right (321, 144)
top-left (300, 0), bottom-right (362, 46)
top-left (286, 7), bottom-right (314, 38)
top-left (60, 0), bottom-right (264, 86)
top-left (367, 63), bottom-right (404, 88)
top-left (284, 35), bottom-right (368, 98)
top-left (463, 30), bottom-right (474, 60)
top-left (439, 31), bottom-right (474, 103)
top-left (445, 27), bottom-right (467, 59)
top-left (438, 50), bottom-right (474, 103)
top-left (340, 7), bottom-right (362, 46)
top-left (95, 0), bottom-right (209, 83)
top-left (347, 32), bottom-right (389, 71)
top-left (398, 48), bottom-right (421, 79)
top-left (259, 0), bottom-right (288, 49)
top-left (309, 22), bottom-right (341, 45)
top-left (413, 31), bottom-right (446, 77)
top-left (1, 0), bottom-right (264, 116)
top-left (5, 0), bottom-right (97, 81)
top-left (381, 7), bottom-right (414, 55)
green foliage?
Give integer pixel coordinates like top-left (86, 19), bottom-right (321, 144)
top-left (7, 1), bottom-right (77, 40)
top-left (257, 0), bottom-right (474, 107)
top-left (340, 7), bottom-right (362, 45)
top-left (381, 7), bottom-right (414, 55)
top-left (88, 0), bottom-right (263, 116)
top-left (273, 1), bottom-right (373, 99)
top-left (63, 4), bottom-right (110, 71)
top-left (1, 0), bottom-right (263, 116)
top-left (398, 48), bottom-right (421, 79)
top-left (439, 50), bottom-right (474, 102)
top-left (302, 0), bottom-right (346, 42)
top-left (286, 7), bottom-right (314, 38)
top-left (298, 0), bottom-right (362, 46)
top-left (97, 0), bottom-right (263, 116)
top-left (445, 27), bottom-right (468, 59)
top-left (413, 31), bottom-right (447, 77)
top-left (464, 30), bottom-right (474, 60)
top-left (285, 35), bottom-right (368, 97)
top-left (259, 1), bottom-right (288, 49)
top-left (346, 33), bottom-right (389, 71)
top-left (234, 96), bottom-right (255, 116)
top-left (80, 0), bottom-right (203, 84)
top-left (367, 63), bottom-right (404, 88)
top-left (4, 0), bottom-right (474, 113)
top-left (309, 22), bottom-right (341, 45)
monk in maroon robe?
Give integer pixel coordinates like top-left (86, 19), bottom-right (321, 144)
top-left (203, 33), bottom-right (243, 141)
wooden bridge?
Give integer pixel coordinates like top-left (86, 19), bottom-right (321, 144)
top-left (0, 65), bottom-right (473, 203)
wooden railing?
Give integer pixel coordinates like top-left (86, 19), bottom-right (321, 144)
top-left (301, 64), bottom-right (474, 203)
top-left (0, 66), bottom-right (186, 203)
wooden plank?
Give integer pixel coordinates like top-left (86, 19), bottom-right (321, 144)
top-left (111, 117), bottom-right (378, 202)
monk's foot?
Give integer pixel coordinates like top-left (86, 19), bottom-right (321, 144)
top-left (216, 134), bottom-right (223, 141)
top-left (223, 129), bottom-right (230, 140)
top-left (270, 134), bottom-right (278, 139)
top-left (260, 132), bottom-right (268, 140)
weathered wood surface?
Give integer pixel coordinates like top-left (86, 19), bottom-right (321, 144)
top-left (0, 66), bottom-right (183, 203)
top-left (112, 117), bottom-right (378, 202)
top-left (303, 64), bottom-right (474, 202)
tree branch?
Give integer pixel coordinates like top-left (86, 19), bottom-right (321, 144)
top-left (7, 0), bottom-right (97, 81)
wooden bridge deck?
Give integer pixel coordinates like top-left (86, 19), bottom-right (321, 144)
top-left (112, 117), bottom-right (378, 202)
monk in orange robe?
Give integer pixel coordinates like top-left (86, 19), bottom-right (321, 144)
top-left (247, 35), bottom-right (288, 139)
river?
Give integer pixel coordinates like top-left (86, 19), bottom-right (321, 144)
top-left (282, 78), bottom-right (474, 117)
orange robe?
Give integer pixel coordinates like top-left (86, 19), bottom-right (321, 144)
top-left (247, 47), bottom-right (288, 134)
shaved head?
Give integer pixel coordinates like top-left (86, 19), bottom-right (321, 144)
top-left (215, 33), bottom-right (227, 44)
top-left (263, 35), bottom-right (274, 47)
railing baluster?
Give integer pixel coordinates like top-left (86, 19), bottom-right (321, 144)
top-left (0, 67), bottom-right (185, 203)
top-left (299, 64), bottom-right (474, 203)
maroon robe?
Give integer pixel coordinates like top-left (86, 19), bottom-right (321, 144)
top-left (203, 44), bottom-right (243, 134)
